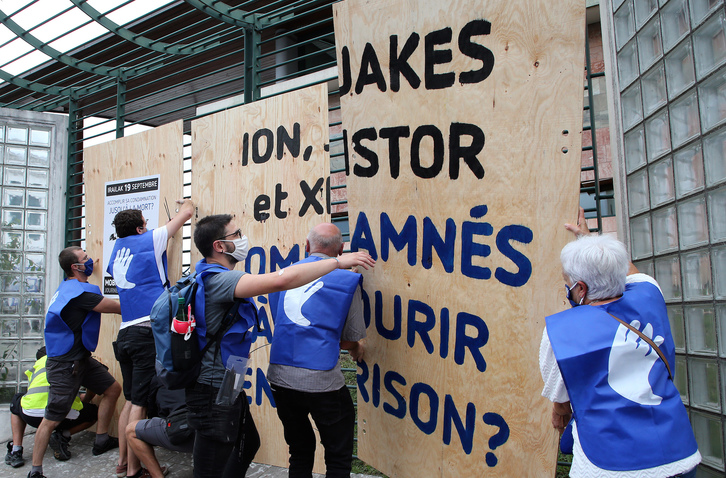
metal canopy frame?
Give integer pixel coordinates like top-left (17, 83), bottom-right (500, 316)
top-left (0, 0), bottom-right (340, 247)
top-left (0, 0), bottom-right (608, 249)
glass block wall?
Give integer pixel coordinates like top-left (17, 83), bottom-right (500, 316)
top-left (0, 123), bottom-right (52, 402)
top-left (606, 0), bottom-right (726, 475)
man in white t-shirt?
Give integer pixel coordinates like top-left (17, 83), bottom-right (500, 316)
top-left (108, 199), bottom-right (193, 478)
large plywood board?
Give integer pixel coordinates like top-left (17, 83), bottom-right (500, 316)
top-left (191, 84), bottom-right (330, 470)
top-left (84, 121), bottom-right (185, 431)
top-left (333, 0), bottom-right (585, 476)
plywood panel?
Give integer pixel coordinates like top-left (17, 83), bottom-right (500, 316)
top-left (191, 84), bottom-right (330, 471)
top-left (84, 121), bottom-right (184, 433)
top-left (333, 0), bottom-right (585, 476)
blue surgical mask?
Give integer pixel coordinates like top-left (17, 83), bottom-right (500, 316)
top-left (77, 258), bottom-right (94, 276)
top-left (565, 283), bottom-right (583, 307)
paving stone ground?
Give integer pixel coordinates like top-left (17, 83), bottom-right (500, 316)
top-left (0, 431), bottom-right (377, 478)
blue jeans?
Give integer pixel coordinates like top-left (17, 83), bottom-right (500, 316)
top-left (185, 382), bottom-right (260, 478)
top-left (270, 385), bottom-right (355, 478)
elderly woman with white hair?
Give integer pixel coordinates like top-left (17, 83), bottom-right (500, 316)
top-left (539, 209), bottom-right (701, 478)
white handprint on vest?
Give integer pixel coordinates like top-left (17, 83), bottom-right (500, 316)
top-left (607, 319), bottom-right (665, 406)
top-left (112, 247), bottom-right (136, 289)
top-left (283, 279), bottom-right (324, 327)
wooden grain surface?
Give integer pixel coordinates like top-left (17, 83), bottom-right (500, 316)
top-left (333, 0), bottom-right (585, 476)
top-left (84, 121), bottom-right (184, 434)
top-left (191, 84), bottom-right (330, 471)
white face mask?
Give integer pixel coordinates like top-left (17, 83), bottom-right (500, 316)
top-left (219, 235), bottom-right (249, 263)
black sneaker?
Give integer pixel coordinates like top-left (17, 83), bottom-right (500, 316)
top-left (49, 430), bottom-right (71, 461)
top-left (5, 442), bottom-right (24, 467)
top-left (91, 436), bottom-right (119, 456)
top-left (27, 472), bottom-right (46, 478)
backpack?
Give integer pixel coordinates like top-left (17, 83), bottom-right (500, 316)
top-left (150, 272), bottom-right (244, 390)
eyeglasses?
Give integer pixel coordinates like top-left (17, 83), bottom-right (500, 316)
top-left (216, 228), bottom-right (242, 241)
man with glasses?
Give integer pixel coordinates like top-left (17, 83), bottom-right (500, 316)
top-left (108, 199), bottom-right (194, 478)
top-left (28, 247), bottom-right (123, 478)
top-left (187, 214), bottom-right (375, 478)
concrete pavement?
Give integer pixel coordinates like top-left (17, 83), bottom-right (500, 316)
top-left (0, 431), bottom-right (379, 478)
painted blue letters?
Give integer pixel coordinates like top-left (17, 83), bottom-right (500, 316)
top-left (256, 367), bottom-right (274, 407)
top-left (407, 299), bottom-right (435, 354)
top-left (461, 206), bottom-right (493, 279)
top-left (443, 395), bottom-right (476, 454)
top-left (375, 291), bottom-right (402, 340)
top-left (454, 312), bottom-right (488, 372)
top-left (380, 213), bottom-right (417, 265)
top-left (494, 225), bottom-right (533, 287)
top-left (350, 211), bottom-right (378, 260)
top-left (270, 244), bottom-right (299, 272)
top-left (422, 217), bottom-right (455, 272)
top-left (357, 360), bottom-right (370, 403)
top-left (410, 382), bottom-right (438, 435)
top-left (383, 371), bottom-right (407, 419)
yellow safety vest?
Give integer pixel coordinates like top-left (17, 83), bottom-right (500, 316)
top-left (20, 356), bottom-right (83, 413)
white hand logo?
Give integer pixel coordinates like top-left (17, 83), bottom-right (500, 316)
top-left (112, 247), bottom-right (136, 289)
top-left (283, 279), bottom-right (324, 327)
top-left (607, 319), bottom-right (665, 406)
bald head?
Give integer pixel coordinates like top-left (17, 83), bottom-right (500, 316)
top-left (307, 222), bottom-right (343, 257)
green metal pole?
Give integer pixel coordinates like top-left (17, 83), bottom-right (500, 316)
top-left (244, 26), bottom-right (261, 104)
top-left (116, 74), bottom-right (126, 138)
top-left (66, 92), bottom-right (79, 247)
top-left (584, 29), bottom-right (603, 233)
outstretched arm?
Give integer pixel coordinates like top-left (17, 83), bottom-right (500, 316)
top-left (234, 252), bottom-right (375, 299)
top-left (93, 298), bottom-right (121, 314)
top-left (165, 199), bottom-right (194, 238)
top-left (565, 206), bottom-right (639, 276)
top-left (564, 206), bottom-right (591, 238)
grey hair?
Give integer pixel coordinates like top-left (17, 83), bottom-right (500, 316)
top-left (307, 225), bottom-right (342, 254)
top-left (560, 234), bottom-right (629, 301)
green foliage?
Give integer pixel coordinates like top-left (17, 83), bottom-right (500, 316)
top-left (352, 458), bottom-right (388, 476)
top-left (556, 452), bottom-right (573, 478)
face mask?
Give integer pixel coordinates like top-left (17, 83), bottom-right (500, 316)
top-left (77, 258), bottom-right (94, 276)
top-left (220, 235), bottom-right (249, 263)
top-left (565, 283), bottom-right (583, 307)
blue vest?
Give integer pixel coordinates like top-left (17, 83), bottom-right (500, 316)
top-left (546, 281), bottom-right (698, 471)
top-left (269, 256), bottom-right (363, 371)
top-left (193, 260), bottom-right (258, 365)
top-left (107, 230), bottom-right (168, 323)
top-left (44, 279), bottom-right (102, 357)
